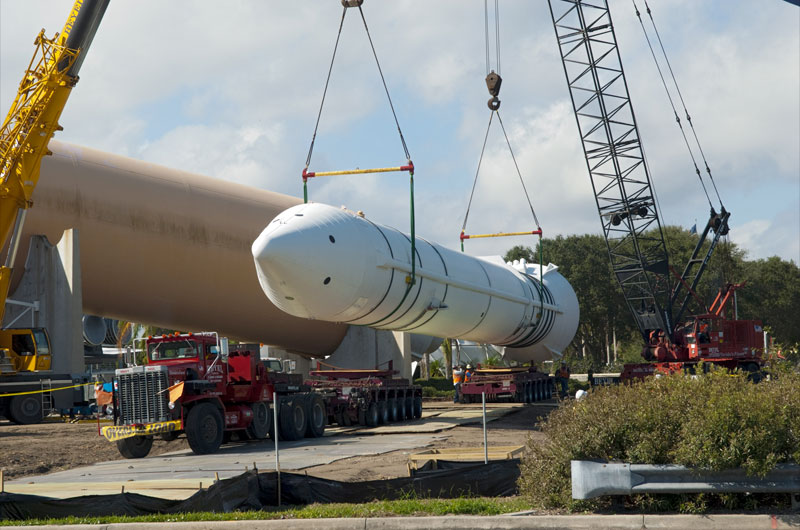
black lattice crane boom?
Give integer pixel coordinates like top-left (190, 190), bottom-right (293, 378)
top-left (547, 0), bottom-right (761, 377)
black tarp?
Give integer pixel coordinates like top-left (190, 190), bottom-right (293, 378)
top-left (0, 459), bottom-right (520, 520)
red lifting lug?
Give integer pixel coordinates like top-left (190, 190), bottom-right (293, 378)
top-left (459, 231), bottom-right (468, 241)
top-left (302, 168), bottom-right (314, 181)
top-left (401, 161), bottom-right (415, 172)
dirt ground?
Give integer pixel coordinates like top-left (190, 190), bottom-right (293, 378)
top-left (0, 402), bottom-right (553, 482)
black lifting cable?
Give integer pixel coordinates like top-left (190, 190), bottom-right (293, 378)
top-left (461, 112), bottom-right (495, 235)
top-left (304, 6), bottom-right (348, 171)
top-left (356, 4), bottom-right (411, 162)
top-left (304, 3), bottom-right (411, 171)
top-left (484, 0), bottom-right (502, 76)
top-left (497, 111), bottom-right (540, 230)
top-left (643, 0), bottom-right (724, 209)
top-left (631, 0), bottom-right (714, 210)
top-left (461, 0), bottom-right (542, 252)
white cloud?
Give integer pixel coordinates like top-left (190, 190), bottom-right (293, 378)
top-left (1, 0), bottom-right (797, 264)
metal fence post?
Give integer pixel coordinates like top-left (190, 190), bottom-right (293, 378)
top-left (273, 391), bottom-right (280, 506)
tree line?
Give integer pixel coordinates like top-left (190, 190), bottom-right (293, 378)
top-left (504, 226), bottom-right (800, 369)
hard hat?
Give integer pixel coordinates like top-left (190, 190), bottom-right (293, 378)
top-left (575, 389), bottom-right (587, 400)
top-left (466, 364), bottom-right (472, 370)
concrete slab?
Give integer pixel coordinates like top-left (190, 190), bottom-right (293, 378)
top-left (4, 402), bottom-right (526, 499)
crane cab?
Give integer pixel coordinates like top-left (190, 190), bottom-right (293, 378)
top-left (0, 328), bottom-right (52, 373)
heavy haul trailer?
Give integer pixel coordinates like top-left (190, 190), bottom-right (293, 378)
top-left (102, 333), bottom-right (328, 458)
top-left (306, 366), bottom-right (422, 427)
top-left (459, 367), bottom-right (553, 403)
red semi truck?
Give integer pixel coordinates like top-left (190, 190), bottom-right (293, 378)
top-left (101, 332), bottom-right (420, 458)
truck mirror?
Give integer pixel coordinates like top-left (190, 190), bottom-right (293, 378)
top-left (220, 337), bottom-right (229, 360)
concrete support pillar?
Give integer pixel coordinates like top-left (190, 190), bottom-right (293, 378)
top-left (392, 331), bottom-right (413, 380)
top-left (3, 230), bottom-right (84, 374)
top-left (321, 326), bottom-right (414, 379)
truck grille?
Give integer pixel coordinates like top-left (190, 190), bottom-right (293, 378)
top-left (115, 365), bottom-right (170, 425)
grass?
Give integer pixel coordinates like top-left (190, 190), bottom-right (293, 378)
top-left (0, 497), bottom-right (531, 525)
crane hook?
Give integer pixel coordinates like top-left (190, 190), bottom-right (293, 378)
top-left (486, 71), bottom-right (502, 111)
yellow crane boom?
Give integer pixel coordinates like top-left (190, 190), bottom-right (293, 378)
top-left (0, 0), bottom-right (109, 325)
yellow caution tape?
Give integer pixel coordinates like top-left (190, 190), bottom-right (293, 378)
top-left (0, 381), bottom-right (93, 398)
top-left (102, 419), bottom-right (183, 442)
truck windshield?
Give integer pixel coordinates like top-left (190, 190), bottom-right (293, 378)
top-left (32, 329), bottom-right (50, 355)
top-left (148, 339), bottom-right (198, 361)
top-left (264, 359), bottom-right (283, 372)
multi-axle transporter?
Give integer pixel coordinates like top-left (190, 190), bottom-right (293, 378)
top-left (458, 366), bottom-right (553, 403)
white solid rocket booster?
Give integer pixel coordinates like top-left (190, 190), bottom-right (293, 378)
top-left (252, 203), bottom-right (579, 362)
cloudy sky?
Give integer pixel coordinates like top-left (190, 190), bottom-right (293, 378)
top-left (2, 0), bottom-right (798, 264)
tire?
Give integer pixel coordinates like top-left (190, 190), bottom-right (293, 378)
top-left (305, 393), bottom-right (326, 438)
top-left (117, 436), bottom-right (153, 459)
top-left (246, 401), bottom-right (271, 440)
top-left (279, 396), bottom-right (306, 441)
top-left (404, 396), bottom-right (413, 419)
top-left (413, 396), bottom-right (422, 419)
top-left (365, 401), bottom-right (379, 427)
top-left (397, 396), bottom-right (406, 421)
top-left (185, 402), bottom-right (225, 455)
top-left (378, 400), bottom-right (389, 424)
top-left (8, 395), bottom-right (43, 425)
top-left (389, 399), bottom-right (399, 422)
top-left (516, 383), bottom-right (524, 403)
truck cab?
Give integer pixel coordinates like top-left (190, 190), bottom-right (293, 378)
top-left (0, 328), bottom-right (52, 374)
top-left (105, 332), bottom-right (324, 459)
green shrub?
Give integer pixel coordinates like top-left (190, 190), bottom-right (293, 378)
top-left (518, 370), bottom-right (800, 512)
top-left (566, 378), bottom-right (590, 396)
top-left (422, 386), bottom-right (454, 399)
top-left (414, 377), bottom-right (453, 392)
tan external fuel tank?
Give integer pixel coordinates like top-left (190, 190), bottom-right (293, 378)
top-left (17, 140), bottom-right (348, 356)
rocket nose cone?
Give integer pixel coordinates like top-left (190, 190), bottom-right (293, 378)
top-left (251, 203), bottom-right (369, 321)
top-left (252, 218), bottom-right (320, 319)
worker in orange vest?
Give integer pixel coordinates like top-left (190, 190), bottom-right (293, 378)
top-left (555, 362), bottom-right (570, 398)
top-left (464, 364), bottom-right (474, 382)
top-left (453, 365), bottom-right (464, 403)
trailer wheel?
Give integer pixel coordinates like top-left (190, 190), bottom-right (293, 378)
top-left (8, 395), bottom-right (43, 425)
top-left (117, 436), bottom-right (153, 459)
top-left (246, 401), bottom-right (271, 440)
top-left (366, 402), bottom-right (379, 427)
top-left (279, 396), bottom-right (306, 441)
top-left (185, 402), bottom-right (224, 454)
top-left (413, 396), bottom-right (422, 419)
top-left (397, 396), bottom-right (407, 421)
top-left (305, 393), bottom-right (326, 438)
top-left (404, 396), bottom-right (414, 419)
top-left (378, 401), bottom-right (389, 424)
top-left (546, 380), bottom-right (553, 399)
top-left (389, 399), bottom-right (399, 422)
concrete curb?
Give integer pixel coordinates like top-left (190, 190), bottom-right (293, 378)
top-left (4, 514), bottom-right (799, 529)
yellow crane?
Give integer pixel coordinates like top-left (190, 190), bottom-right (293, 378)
top-left (0, 0), bottom-right (109, 422)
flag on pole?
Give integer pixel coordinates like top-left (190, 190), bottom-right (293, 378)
top-left (689, 223), bottom-right (697, 235)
